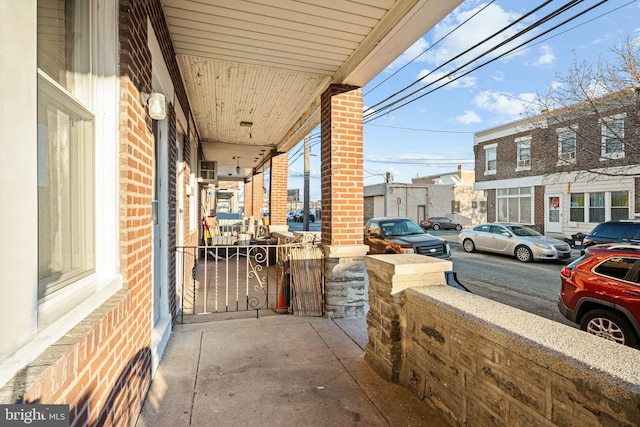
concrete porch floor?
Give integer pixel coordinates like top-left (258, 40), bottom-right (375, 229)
top-left (135, 312), bottom-right (450, 427)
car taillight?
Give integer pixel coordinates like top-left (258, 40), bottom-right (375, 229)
top-left (560, 266), bottom-right (572, 278)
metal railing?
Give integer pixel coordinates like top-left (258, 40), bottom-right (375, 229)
top-left (176, 234), bottom-right (322, 323)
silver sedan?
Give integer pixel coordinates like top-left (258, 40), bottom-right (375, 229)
top-left (458, 222), bottom-right (572, 262)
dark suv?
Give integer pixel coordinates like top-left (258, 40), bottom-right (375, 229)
top-left (364, 217), bottom-right (451, 259)
top-left (558, 244), bottom-right (640, 348)
top-left (582, 220), bottom-right (640, 250)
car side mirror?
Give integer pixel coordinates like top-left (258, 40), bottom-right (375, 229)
top-left (369, 232), bottom-right (381, 238)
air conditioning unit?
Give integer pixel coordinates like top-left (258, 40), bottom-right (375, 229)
top-left (517, 159), bottom-right (530, 167)
top-left (198, 160), bottom-right (217, 182)
top-left (559, 152), bottom-right (575, 160)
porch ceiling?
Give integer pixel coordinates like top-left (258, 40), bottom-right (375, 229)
top-left (161, 0), bottom-right (462, 181)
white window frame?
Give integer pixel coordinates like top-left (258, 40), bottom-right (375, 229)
top-left (484, 143), bottom-right (497, 176)
top-left (600, 113), bottom-right (626, 160)
top-left (515, 136), bottom-right (531, 171)
top-left (496, 187), bottom-right (534, 223)
top-left (567, 190), bottom-right (631, 225)
top-left (0, 0), bottom-right (121, 387)
top-left (556, 125), bottom-right (577, 165)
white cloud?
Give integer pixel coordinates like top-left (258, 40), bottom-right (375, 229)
top-left (492, 71), bottom-right (505, 81)
top-left (532, 45), bottom-right (555, 67)
top-left (423, 3), bottom-right (533, 68)
top-left (473, 90), bottom-right (537, 118)
top-left (456, 110), bottom-right (481, 124)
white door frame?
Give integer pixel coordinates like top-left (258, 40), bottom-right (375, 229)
top-left (545, 193), bottom-right (563, 234)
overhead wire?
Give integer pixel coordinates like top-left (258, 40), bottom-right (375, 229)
top-left (364, 0), bottom-right (609, 124)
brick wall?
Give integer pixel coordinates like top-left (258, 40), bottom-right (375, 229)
top-left (320, 84), bottom-right (363, 246)
top-left (270, 153), bottom-right (288, 226)
top-left (475, 103), bottom-right (639, 184)
top-left (244, 178), bottom-right (254, 218)
top-left (251, 173), bottom-right (264, 219)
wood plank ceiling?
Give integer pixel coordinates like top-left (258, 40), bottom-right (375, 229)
top-left (161, 0), bottom-right (462, 180)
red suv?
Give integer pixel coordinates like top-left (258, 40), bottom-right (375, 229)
top-left (558, 244), bottom-right (640, 348)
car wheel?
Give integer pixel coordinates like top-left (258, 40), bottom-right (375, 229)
top-left (462, 239), bottom-right (475, 253)
top-left (455, 224), bottom-right (462, 231)
top-left (515, 245), bottom-right (533, 262)
top-left (433, 224), bottom-right (440, 230)
top-left (580, 309), bottom-right (639, 348)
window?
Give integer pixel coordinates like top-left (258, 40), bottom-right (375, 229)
top-left (484, 144), bottom-right (497, 175)
top-left (611, 191), bottom-right (629, 220)
top-left (37, 0), bottom-right (95, 298)
top-left (516, 136), bottom-right (531, 170)
top-left (497, 187), bottom-right (532, 223)
top-left (451, 200), bottom-right (460, 214)
top-left (557, 127), bottom-right (577, 164)
top-left (595, 257), bottom-right (636, 281)
top-left (601, 114), bottom-right (625, 160)
top-left (589, 193), bottom-right (605, 223)
top-left (570, 193), bottom-right (585, 222)
top-left (570, 191), bottom-right (628, 223)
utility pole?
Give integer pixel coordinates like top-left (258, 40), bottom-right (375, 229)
top-left (303, 135), bottom-right (310, 231)
top-left (384, 172), bottom-right (390, 217)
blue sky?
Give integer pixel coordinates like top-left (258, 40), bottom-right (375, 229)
top-left (286, 0), bottom-right (640, 201)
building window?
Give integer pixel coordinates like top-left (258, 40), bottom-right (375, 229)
top-left (557, 127), bottom-right (577, 164)
top-left (611, 191), bottom-right (629, 220)
top-left (600, 114), bottom-right (625, 160)
top-left (37, 0), bottom-right (95, 299)
top-left (570, 193), bottom-right (585, 222)
top-left (484, 144), bottom-right (497, 175)
top-left (589, 192), bottom-right (605, 223)
top-left (570, 191), bottom-right (628, 223)
top-left (515, 136), bottom-right (531, 171)
top-left (451, 200), bottom-right (460, 213)
top-left (497, 187), bottom-right (532, 223)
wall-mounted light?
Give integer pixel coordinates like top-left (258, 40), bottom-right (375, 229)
top-left (140, 92), bottom-right (167, 120)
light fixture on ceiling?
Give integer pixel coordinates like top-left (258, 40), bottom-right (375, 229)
top-left (233, 156), bottom-right (241, 175)
top-left (140, 92), bottom-right (167, 120)
top-left (240, 121), bottom-right (253, 139)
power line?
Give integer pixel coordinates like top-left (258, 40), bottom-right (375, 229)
top-left (364, 0), bottom-right (609, 123)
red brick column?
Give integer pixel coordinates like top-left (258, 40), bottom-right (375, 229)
top-left (270, 152), bottom-right (288, 226)
top-left (320, 84), bottom-right (369, 318)
top-left (321, 84), bottom-right (364, 246)
top-left (251, 172), bottom-right (264, 219)
top-left (244, 178), bottom-right (254, 218)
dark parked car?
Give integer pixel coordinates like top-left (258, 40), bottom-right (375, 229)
top-left (364, 217), bottom-right (451, 259)
top-left (293, 209), bottom-right (315, 222)
top-left (420, 217), bottom-right (462, 231)
top-left (582, 220), bottom-right (640, 250)
top-left (558, 244), bottom-right (640, 348)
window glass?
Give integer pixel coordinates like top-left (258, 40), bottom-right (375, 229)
top-left (485, 146), bottom-right (496, 172)
top-left (570, 193), bottom-right (585, 222)
top-left (589, 192), bottom-right (605, 223)
top-left (520, 197), bottom-right (532, 223)
top-left (595, 257), bottom-right (636, 281)
top-left (516, 139), bottom-right (531, 168)
top-left (611, 191), bottom-right (629, 221)
top-left (497, 198), bottom-right (508, 221)
top-left (601, 116), bottom-right (625, 158)
top-left (37, 0), bottom-right (95, 299)
top-left (558, 130), bottom-right (576, 162)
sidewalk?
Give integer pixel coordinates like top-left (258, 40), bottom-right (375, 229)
top-left (135, 313), bottom-right (449, 427)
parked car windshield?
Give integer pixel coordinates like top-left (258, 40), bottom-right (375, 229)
top-left (507, 225), bottom-right (541, 237)
top-left (381, 219), bottom-right (424, 237)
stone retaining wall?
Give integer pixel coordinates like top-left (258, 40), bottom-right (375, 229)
top-left (364, 254), bottom-right (640, 426)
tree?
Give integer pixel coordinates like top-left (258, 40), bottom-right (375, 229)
top-left (529, 36), bottom-right (640, 177)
